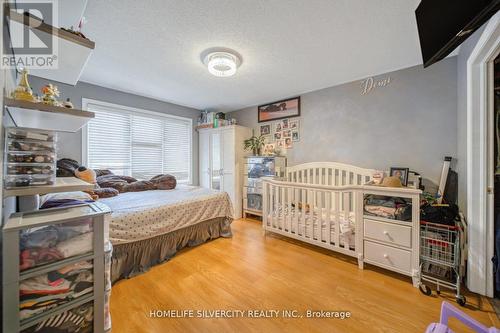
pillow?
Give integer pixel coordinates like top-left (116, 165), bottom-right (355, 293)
top-left (40, 191), bottom-right (94, 207)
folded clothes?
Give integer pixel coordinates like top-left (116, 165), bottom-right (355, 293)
top-left (20, 303), bottom-right (62, 321)
top-left (55, 221), bottom-right (92, 242)
top-left (364, 195), bottom-right (409, 208)
top-left (21, 221), bottom-right (93, 251)
top-left (20, 248), bottom-right (64, 271)
top-left (56, 232), bottom-right (93, 258)
top-left (24, 302), bottom-right (94, 333)
top-left (21, 226), bottom-right (59, 250)
top-left (20, 266), bottom-right (94, 321)
top-left (47, 261), bottom-right (93, 284)
top-left (364, 195), bottom-right (412, 221)
top-left (20, 292), bottom-right (71, 304)
top-left (20, 275), bottom-right (71, 296)
top-left (364, 205), bottom-right (396, 218)
top-left (40, 199), bottom-right (94, 210)
top-left (20, 299), bottom-right (62, 310)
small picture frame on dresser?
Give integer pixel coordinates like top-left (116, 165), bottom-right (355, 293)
top-left (390, 167), bottom-right (409, 186)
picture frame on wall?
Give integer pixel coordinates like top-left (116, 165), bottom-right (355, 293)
top-left (258, 96), bottom-right (301, 123)
top-left (283, 130), bottom-right (291, 138)
top-left (274, 131), bottom-right (282, 140)
top-left (285, 138), bottom-right (293, 149)
top-left (390, 167), bottom-right (409, 186)
top-left (260, 124), bottom-right (271, 136)
top-left (289, 119), bottom-right (299, 130)
top-left (275, 122), bottom-right (282, 132)
top-left (292, 130), bottom-right (300, 142)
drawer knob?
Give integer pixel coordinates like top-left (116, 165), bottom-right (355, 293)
top-left (383, 254), bottom-right (389, 259)
top-left (383, 231), bottom-right (389, 235)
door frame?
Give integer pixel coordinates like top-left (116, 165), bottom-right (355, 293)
top-left (467, 12), bottom-right (500, 297)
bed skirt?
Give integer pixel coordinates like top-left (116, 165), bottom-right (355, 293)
top-left (111, 217), bottom-right (232, 283)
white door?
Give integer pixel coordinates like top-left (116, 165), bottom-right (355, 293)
top-left (210, 131), bottom-right (222, 191)
top-left (221, 129), bottom-right (235, 202)
top-left (199, 131), bottom-right (211, 189)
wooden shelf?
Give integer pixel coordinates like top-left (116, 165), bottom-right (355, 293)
top-left (4, 98), bottom-right (94, 132)
top-left (7, 9), bottom-right (95, 85)
top-left (4, 177), bottom-right (95, 197)
top-left (8, 10), bottom-right (95, 49)
top-left (5, 98), bottom-right (94, 117)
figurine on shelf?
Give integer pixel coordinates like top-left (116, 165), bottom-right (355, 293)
top-left (63, 98), bottom-right (74, 109)
top-left (12, 69), bottom-right (36, 102)
top-left (41, 84), bottom-right (61, 106)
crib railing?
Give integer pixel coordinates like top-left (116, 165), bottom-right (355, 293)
top-left (262, 178), bottom-right (364, 259)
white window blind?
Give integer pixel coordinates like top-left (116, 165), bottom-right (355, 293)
top-left (84, 101), bottom-right (192, 183)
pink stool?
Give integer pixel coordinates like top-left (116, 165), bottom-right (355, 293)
top-left (425, 302), bottom-right (499, 333)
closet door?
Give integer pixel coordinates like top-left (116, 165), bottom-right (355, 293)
top-left (210, 131), bottom-right (222, 191)
top-left (199, 130), bottom-right (211, 189)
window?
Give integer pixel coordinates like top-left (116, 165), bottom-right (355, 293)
top-left (83, 99), bottom-right (192, 183)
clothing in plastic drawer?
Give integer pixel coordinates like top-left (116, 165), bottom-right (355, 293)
top-left (7, 152), bottom-right (55, 164)
top-left (7, 128), bottom-right (56, 142)
top-left (7, 163), bottom-right (55, 175)
top-left (20, 219), bottom-right (94, 271)
top-left (5, 174), bottom-right (56, 188)
top-left (21, 301), bottom-right (93, 333)
top-left (19, 260), bottom-right (94, 321)
top-left (8, 139), bottom-right (56, 153)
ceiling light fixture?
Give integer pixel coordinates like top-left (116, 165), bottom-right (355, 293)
top-left (202, 49), bottom-right (242, 77)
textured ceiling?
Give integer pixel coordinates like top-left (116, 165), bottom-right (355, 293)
top-left (79, 0), bottom-right (423, 111)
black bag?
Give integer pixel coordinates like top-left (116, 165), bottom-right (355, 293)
top-left (420, 203), bottom-right (459, 226)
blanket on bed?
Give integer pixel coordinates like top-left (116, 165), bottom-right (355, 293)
top-left (99, 185), bottom-right (234, 245)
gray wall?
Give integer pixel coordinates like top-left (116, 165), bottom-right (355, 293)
top-left (456, 26), bottom-right (486, 212)
top-left (28, 76), bottom-right (201, 185)
top-left (229, 57), bottom-right (458, 187)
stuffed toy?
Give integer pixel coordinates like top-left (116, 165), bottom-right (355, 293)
top-left (96, 172), bottom-right (176, 193)
top-left (75, 166), bottom-right (97, 184)
top-left (57, 158), bottom-right (80, 177)
top-left (151, 174), bottom-right (177, 190)
top-left (56, 159), bottom-right (177, 197)
top-left (56, 159), bottom-right (119, 199)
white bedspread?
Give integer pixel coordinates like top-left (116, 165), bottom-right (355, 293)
top-left (100, 185), bottom-right (234, 245)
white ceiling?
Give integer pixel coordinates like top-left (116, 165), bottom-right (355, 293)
top-left (79, 0), bottom-right (424, 111)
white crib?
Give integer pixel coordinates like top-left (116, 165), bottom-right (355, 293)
top-left (262, 162), bottom-right (422, 283)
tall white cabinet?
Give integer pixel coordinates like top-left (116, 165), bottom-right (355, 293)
top-left (199, 125), bottom-right (251, 219)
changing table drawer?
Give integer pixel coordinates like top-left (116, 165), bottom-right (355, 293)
top-left (364, 219), bottom-right (411, 248)
top-left (364, 240), bottom-right (412, 274)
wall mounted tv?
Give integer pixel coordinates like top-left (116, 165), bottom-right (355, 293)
top-left (416, 0), bottom-right (500, 68)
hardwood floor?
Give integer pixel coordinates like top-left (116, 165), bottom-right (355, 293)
top-left (110, 218), bottom-right (499, 333)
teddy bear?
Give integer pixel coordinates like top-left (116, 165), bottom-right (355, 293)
top-left (57, 159), bottom-right (119, 199)
top-left (74, 166), bottom-right (119, 199)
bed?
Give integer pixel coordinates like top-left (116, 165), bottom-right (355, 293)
top-left (99, 185), bottom-right (233, 283)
